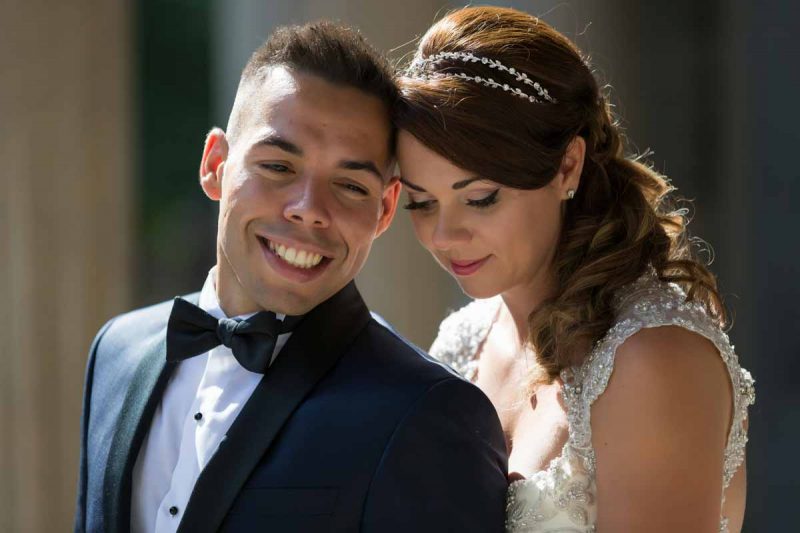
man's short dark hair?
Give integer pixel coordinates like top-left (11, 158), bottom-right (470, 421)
top-left (242, 21), bottom-right (398, 109)
top-left (230, 22), bottom-right (398, 154)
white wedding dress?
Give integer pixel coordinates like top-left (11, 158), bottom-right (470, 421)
top-left (429, 272), bottom-right (755, 532)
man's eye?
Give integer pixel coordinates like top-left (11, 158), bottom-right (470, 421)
top-left (338, 182), bottom-right (369, 196)
top-left (260, 163), bottom-right (290, 173)
top-left (345, 183), bottom-right (368, 195)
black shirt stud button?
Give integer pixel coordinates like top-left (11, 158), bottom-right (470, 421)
top-left (194, 412), bottom-right (203, 421)
top-left (169, 506), bottom-right (179, 516)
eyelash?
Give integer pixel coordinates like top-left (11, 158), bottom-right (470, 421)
top-left (467, 189), bottom-right (500, 208)
top-left (403, 199), bottom-right (433, 211)
top-left (342, 183), bottom-right (369, 196)
top-left (260, 163), bottom-right (290, 173)
top-left (403, 189), bottom-right (500, 211)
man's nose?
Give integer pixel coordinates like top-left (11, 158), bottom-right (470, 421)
top-left (431, 210), bottom-right (471, 250)
top-left (283, 174), bottom-right (331, 228)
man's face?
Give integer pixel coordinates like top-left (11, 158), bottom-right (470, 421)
top-left (200, 66), bottom-right (400, 316)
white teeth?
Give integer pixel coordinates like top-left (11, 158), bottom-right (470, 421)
top-left (266, 239), bottom-right (325, 269)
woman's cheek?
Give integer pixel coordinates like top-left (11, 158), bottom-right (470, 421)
top-left (410, 214), bottom-right (433, 250)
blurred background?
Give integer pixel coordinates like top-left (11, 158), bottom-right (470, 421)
top-left (1, 0), bottom-right (797, 531)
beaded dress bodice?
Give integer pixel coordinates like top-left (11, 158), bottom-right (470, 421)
top-left (429, 274), bottom-right (755, 532)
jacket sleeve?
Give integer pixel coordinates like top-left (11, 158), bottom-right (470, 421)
top-left (73, 318), bottom-right (115, 533)
top-left (361, 377), bottom-right (508, 533)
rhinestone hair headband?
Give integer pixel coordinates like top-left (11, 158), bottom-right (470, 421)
top-left (407, 51), bottom-right (557, 104)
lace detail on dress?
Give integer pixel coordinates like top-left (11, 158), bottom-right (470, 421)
top-left (429, 272), bottom-right (755, 533)
top-left (429, 297), bottom-right (500, 381)
top-left (506, 446), bottom-right (597, 532)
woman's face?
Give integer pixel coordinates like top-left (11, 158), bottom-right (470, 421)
top-left (397, 130), bottom-right (568, 300)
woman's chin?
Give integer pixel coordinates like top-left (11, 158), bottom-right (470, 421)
top-left (456, 279), bottom-right (502, 301)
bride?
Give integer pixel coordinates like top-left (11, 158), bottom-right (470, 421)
top-left (395, 6), bottom-right (755, 532)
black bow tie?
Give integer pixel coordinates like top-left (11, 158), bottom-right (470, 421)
top-left (166, 297), bottom-right (302, 373)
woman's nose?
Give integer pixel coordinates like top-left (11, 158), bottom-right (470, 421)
top-left (430, 211), bottom-right (471, 250)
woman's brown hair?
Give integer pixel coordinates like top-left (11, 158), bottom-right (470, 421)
top-left (396, 6), bottom-right (726, 381)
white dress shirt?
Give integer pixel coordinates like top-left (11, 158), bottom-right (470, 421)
top-left (130, 268), bottom-right (291, 533)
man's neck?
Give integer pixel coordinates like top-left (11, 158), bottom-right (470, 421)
top-left (213, 265), bottom-right (262, 317)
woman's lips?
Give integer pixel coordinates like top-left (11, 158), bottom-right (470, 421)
top-left (449, 256), bottom-right (490, 276)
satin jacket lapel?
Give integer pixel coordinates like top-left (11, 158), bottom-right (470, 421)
top-left (103, 334), bottom-right (173, 531)
top-left (102, 293), bottom-right (197, 532)
top-left (177, 282), bottom-right (371, 533)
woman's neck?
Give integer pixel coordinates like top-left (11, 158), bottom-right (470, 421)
top-left (499, 269), bottom-right (557, 346)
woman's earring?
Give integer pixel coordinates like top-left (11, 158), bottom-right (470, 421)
top-left (567, 189), bottom-right (576, 200)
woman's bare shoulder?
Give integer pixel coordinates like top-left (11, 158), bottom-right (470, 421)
top-left (589, 325), bottom-right (732, 531)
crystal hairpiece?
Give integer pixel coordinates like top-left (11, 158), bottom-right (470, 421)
top-left (407, 50), bottom-right (557, 104)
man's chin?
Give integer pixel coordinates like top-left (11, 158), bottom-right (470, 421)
top-left (252, 281), bottom-right (343, 317)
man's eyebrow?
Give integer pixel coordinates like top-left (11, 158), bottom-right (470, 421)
top-left (400, 176), bottom-right (484, 192)
top-left (338, 160), bottom-right (384, 182)
top-left (252, 136), bottom-right (383, 182)
top-left (254, 134), bottom-right (303, 156)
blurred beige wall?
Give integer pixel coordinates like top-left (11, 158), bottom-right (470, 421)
top-left (0, 0), bottom-right (133, 530)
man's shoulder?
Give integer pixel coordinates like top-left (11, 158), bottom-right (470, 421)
top-left (94, 293), bottom-right (197, 351)
top-left (343, 312), bottom-right (469, 392)
top-left (367, 313), bottom-right (460, 371)
top-left (328, 312), bottom-right (499, 430)
top-left (83, 295), bottom-right (192, 390)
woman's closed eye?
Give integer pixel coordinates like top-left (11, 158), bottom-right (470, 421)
top-left (466, 188), bottom-right (500, 208)
top-left (403, 188), bottom-right (500, 211)
top-left (403, 198), bottom-right (435, 211)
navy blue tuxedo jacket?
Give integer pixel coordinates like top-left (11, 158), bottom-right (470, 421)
top-left (74, 281), bottom-right (508, 532)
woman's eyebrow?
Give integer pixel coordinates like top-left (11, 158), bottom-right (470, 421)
top-left (451, 177), bottom-right (482, 190)
top-left (400, 178), bottom-right (426, 192)
top-left (400, 176), bottom-right (484, 192)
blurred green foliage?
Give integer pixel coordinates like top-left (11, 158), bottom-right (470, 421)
top-left (136, 0), bottom-right (217, 304)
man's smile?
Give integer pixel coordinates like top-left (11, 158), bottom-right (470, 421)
top-left (256, 235), bottom-right (335, 282)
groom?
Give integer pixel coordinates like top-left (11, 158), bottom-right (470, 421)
top-left (74, 21), bottom-right (507, 533)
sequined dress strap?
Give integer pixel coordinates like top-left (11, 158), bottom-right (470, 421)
top-left (560, 274), bottom-right (755, 531)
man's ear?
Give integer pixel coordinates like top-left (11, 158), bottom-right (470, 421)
top-left (200, 127), bottom-right (229, 201)
top-left (556, 136), bottom-right (586, 198)
top-left (375, 176), bottom-right (402, 238)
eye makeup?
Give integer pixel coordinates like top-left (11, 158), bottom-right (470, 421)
top-left (403, 188), bottom-right (501, 211)
top-left (466, 188), bottom-right (500, 208)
